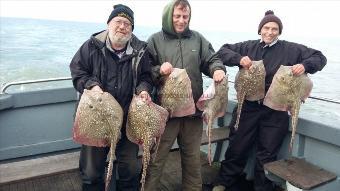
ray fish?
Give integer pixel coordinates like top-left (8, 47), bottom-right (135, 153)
top-left (73, 89), bottom-right (123, 191)
top-left (127, 95), bottom-right (169, 191)
top-left (197, 76), bottom-right (229, 165)
top-left (264, 65), bottom-right (312, 152)
top-left (234, 60), bottom-right (266, 129)
top-left (158, 68), bottom-right (195, 117)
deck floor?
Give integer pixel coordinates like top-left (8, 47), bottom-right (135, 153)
top-left (0, 151), bottom-right (219, 191)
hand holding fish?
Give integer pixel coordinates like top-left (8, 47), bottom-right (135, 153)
top-left (292, 63), bottom-right (306, 75)
top-left (213, 69), bottom-right (226, 83)
top-left (90, 85), bottom-right (103, 93)
top-left (139, 90), bottom-right (151, 103)
top-left (160, 62), bottom-right (173, 75)
top-left (240, 56), bottom-right (252, 69)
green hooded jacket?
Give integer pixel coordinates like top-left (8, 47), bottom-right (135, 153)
top-left (147, 0), bottom-right (226, 106)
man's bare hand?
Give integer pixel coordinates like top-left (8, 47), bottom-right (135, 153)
top-left (292, 64), bottom-right (306, 75)
top-left (213, 69), bottom-right (225, 83)
top-left (240, 56), bottom-right (252, 69)
top-left (160, 62), bottom-right (173, 75)
top-left (91, 85), bottom-right (103, 93)
top-left (139, 91), bottom-right (151, 103)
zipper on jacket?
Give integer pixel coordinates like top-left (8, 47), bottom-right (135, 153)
top-left (179, 39), bottom-right (184, 68)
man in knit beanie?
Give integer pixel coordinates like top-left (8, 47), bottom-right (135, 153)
top-left (70, 3), bottom-right (153, 191)
top-left (107, 4), bottom-right (134, 31)
top-left (258, 10), bottom-right (283, 35)
top-left (212, 10), bottom-right (326, 191)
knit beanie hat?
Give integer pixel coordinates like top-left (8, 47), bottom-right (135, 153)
top-left (258, 10), bottom-right (282, 34)
top-left (107, 4), bottom-right (134, 30)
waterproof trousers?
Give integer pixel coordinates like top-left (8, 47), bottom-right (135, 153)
top-left (214, 101), bottom-right (289, 191)
top-left (144, 117), bottom-right (203, 191)
top-left (79, 132), bottom-right (140, 191)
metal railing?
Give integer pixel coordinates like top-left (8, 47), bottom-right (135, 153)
top-left (0, 77), bottom-right (72, 94)
top-left (1, 77), bottom-right (339, 105)
top-left (224, 78), bottom-right (340, 105)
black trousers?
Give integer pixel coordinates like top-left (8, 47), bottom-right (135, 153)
top-left (215, 101), bottom-right (289, 191)
top-left (79, 131), bottom-right (140, 191)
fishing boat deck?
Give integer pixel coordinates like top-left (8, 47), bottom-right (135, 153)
top-left (0, 127), bottom-right (230, 191)
top-left (0, 151), bottom-right (218, 191)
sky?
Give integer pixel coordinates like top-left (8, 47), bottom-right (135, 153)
top-left (1, 0), bottom-right (340, 38)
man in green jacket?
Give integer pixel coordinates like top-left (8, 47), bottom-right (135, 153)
top-left (144, 0), bottom-right (226, 190)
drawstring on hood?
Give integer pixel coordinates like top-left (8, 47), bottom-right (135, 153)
top-left (162, 0), bottom-right (191, 37)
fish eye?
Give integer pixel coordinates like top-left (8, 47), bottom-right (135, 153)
top-left (89, 105), bottom-right (93, 109)
top-left (98, 98), bottom-right (102, 102)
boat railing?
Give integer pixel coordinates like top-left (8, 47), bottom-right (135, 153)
top-left (0, 77), bottom-right (72, 94)
top-left (226, 80), bottom-right (340, 105)
top-left (1, 77), bottom-right (339, 105)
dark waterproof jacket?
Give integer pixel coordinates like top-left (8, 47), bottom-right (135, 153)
top-left (147, 0), bottom-right (226, 107)
top-left (70, 30), bottom-right (153, 114)
top-left (217, 40), bottom-right (327, 91)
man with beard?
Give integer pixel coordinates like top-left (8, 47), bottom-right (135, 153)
top-left (70, 4), bottom-right (153, 191)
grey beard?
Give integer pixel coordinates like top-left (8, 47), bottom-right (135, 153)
top-left (109, 32), bottom-right (131, 47)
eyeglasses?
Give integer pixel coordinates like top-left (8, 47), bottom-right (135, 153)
top-left (112, 19), bottom-right (132, 28)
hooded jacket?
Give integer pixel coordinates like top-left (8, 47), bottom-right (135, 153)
top-left (70, 30), bottom-right (153, 114)
top-left (147, 0), bottom-right (226, 106)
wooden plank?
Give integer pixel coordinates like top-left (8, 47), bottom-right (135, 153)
top-left (201, 126), bottom-right (230, 146)
top-left (264, 157), bottom-right (337, 189)
top-left (9, 183), bottom-right (18, 191)
top-left (24, 180), bottom-right (35, 191)
top-left (0, 152), bottom-right (79, 185)
top-left (14, 181), bottom-right (25, 191)
top-left (36, 176), bottom-right (52, 191)
top-left (0, 184), bottom-right (9, 191)
top-left (0, 150), bottom-right (218, 191)
top-left (67, 171), bottom-right (82, 191)
top-left (0, 126), bottom-right (229, 186)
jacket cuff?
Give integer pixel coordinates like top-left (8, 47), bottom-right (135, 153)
top-left (301, 62), bottom-right (310, 73)
top-left (236, 55), bottom-right (243, 66)
top-left (84, 80), bottom-right (101, 90)
top-left (209, 61), bottom-right (226, 77)
top-left (136, 82), bottom-right (152, 95)
top-left (151, 65), bottom-right (162, 84)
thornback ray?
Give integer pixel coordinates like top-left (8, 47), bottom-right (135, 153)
top-left (197, 76), bottom-right (229, 165)
top-left (127, 95), bottom-right (169, 191)
top-left (264, 65), bottom-right (312, 153)
top-left (234, 60), bottom-right (266, 129)
top-left (72, 89), bottom-right (123, 191)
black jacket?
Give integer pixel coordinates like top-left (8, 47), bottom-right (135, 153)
top-left (70, 30), bottom-right (153, 114)
top-left (217, 40), bottom-right (327, 91)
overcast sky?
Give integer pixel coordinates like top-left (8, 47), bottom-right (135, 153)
top-left (1, 0), bottom-right (340, 38)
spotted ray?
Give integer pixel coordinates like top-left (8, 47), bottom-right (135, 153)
top-left (197, 76), bottom-right (229, 165)
top-left (73, 89), bottom-right (123, 191)
top-left (234, 60), bottom-right (266, 129)
top-left (264, 65), bottom-right (312, 152)
top-left (158, 68), bottom-right (195, 117)
top-left (127, 95), bottom-right (169, 191)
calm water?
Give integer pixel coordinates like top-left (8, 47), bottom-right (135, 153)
top-left (0, 17), bottom-right (339, 126)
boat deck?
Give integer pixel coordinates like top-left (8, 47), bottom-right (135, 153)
top-left (0, 150), bottom-right (220, 191)
top-left (0, 127), bottom-right (231, 191)
top-left (0, 170), bottom-right (81, 191)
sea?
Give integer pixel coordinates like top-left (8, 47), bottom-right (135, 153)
top-left (0, 17), bottom-right (339, 126)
